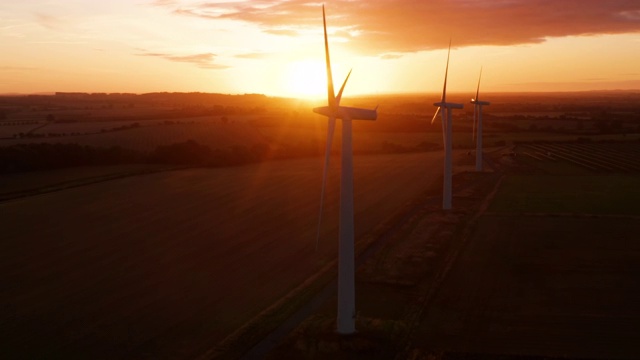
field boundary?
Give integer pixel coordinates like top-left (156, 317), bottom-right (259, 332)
top-left (483, 211), bottom-right (640, 219)
top-left (394, 173), bottom-right (506, 359)
top-left (198, 256), bottom-right (338, 360)
top-left (0, 165), bottom-right (190, 203)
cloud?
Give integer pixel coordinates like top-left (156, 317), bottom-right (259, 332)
top-left (0, 66), bottom-right (39, 72)
top-left (234, 52), bottom-right (270, 59)
top-left (34, 12), bottom-right (67, 30)
top-left (150, 0), bottom-right (179, 7)
top-left (154, 0), bottom-right (640, 55)
top-left (136, 51), bottom-right (229, 69)
top-left (380, 54), bottom-right (403, 60)
top-left (264, 28), bottom-right (299, 37)
top-left (502, 78), bottom-right (640, 91)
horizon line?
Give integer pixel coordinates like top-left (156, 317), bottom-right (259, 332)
top-left (3, 88), bottom-right (640, 99)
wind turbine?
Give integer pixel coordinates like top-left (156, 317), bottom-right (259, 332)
top-left (313, 5), bottom-right (377, 334)
top-left (432, 42), bottom-right (463, 210)
top-left (471, 68), bottom-right (490, 172)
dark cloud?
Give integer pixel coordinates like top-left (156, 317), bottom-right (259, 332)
top-left (155, 0), bottom-right (640, 55)
top-left (136, 51), bottom-right (229, 69)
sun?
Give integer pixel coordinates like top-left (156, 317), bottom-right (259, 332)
top-left (285, 60), bottom-right (326, 99)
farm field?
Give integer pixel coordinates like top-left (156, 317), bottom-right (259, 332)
top-left (262, 140), bottom-right (640, 359)
top-left (0, 121), bottom-right (267, 152)
top-left (0, 164), bottom-right (177, 201)
top-left (408, 163), bottom-right (640, 359)
top-left (488, 174), bottom-right (640, 215)
top-left (0, 123), bottom-right (42, 139)
top-left (0, 151), bottom-right (443, 359)
top-left (519, 141), bottom-right (640, 173)
top-left (414, 215), bottom-right (640, 359)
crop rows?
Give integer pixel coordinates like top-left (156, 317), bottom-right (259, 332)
top-left (0, 152), bottom-right (442, 358)
top-left (521, 141), bottom-right (640, 173)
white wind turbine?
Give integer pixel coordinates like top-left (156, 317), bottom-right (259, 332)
top-left (432, 42), bottom-right (463, 210)
top-left (471, 68), bottom-right (490, 172)
top-left (313, 5), bottom-right (377, 334)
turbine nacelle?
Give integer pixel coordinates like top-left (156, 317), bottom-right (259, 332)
top-left (313, 106), bottom-right (377, 120)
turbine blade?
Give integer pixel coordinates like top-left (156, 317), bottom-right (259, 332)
top-left (336, 69), bottom-right (352, 105)
top-left (316, 116), bottom-right (336, 250)
top-left (442, 39), bottom-right (451, 103)
top-left (431, 106), bottom-right (441, 124)
top-left (322, 5), bottom-right (336, 107)
top-left (475, 66), bottom-right (482, 103)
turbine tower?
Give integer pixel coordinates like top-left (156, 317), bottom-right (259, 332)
top-left (313, 5), bottom-right (377, 334)
top-left (471, 68), bottom-right (490, 172)
top-left (432, 42), bottom-right (463, 210)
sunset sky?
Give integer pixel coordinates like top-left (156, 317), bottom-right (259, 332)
top-left (2, 0), bottom-right (640, 98)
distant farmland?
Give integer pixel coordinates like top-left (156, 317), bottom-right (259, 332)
top-left (0, 119), bottom-right (267, 152)
top-left (519, 141), bottom-right (640, 173)
top-left (0, 152), bottom-right (443, 359)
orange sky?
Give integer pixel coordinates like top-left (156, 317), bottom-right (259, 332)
top-left (2, 0), bottom-right (640, 98)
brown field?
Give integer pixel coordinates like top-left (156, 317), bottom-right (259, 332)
top-left (0, 164), bottom-right (178, 201)
top-left (0, 152), bottom-right (443, 359)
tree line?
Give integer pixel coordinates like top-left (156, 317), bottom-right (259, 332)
top-left (0, 141), bottom-right (286, 174)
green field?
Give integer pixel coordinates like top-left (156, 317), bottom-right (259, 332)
top-left (415, 214), bottom-right (640, 359)
top-left (488, 174), bottom-right (640, 215)
top-left (407, 153), bottom-right (640, 359)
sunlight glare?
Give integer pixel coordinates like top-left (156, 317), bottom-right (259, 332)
top-left (286, 60), bottom-right (326, 99)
